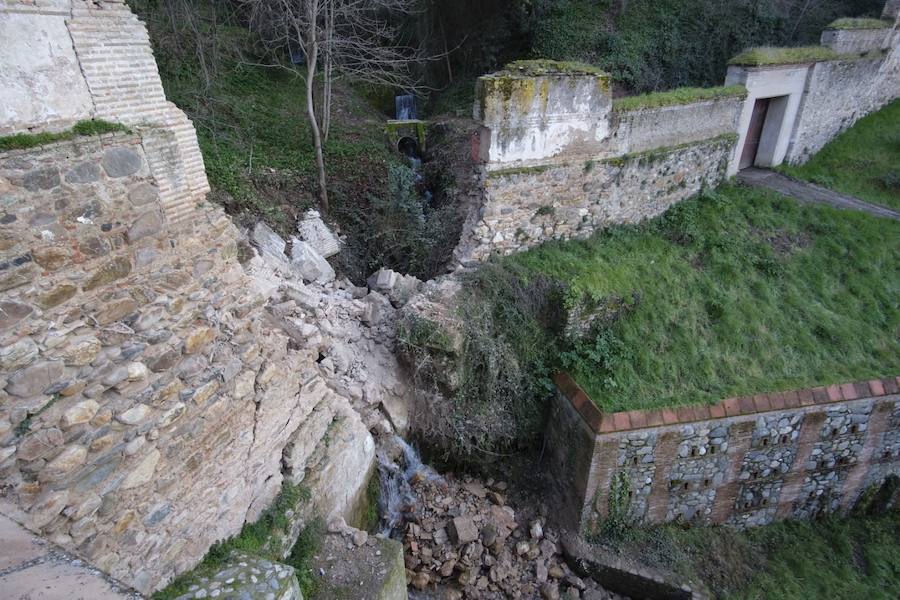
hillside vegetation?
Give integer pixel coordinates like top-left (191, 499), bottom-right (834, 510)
top-left (781, 99), bottom-right (900, 211)
top-left (513, 184), bottom-right (899, 412)
top-left (132, 0), bottom-right (470, 282)
top-left (610, 509), bottom-right (900, 599)
top-left (526, 0), bottom-right (884, 93)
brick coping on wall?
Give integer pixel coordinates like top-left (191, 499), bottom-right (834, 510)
top-left (554, 372), bottom-right (900, 435)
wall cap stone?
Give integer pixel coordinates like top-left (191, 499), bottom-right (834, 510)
top-left (555, 372), bottom-right (900, 434)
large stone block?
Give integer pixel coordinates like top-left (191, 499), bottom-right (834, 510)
top-left (101, 147), bottom-right (143, 178)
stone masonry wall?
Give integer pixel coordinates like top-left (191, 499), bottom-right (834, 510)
top-left (820, 26), bottom-right (893, 55)
top-left (0, 0), bottom-right (391, 595)
top-left (549, 374), bottom-right (900, 533)
top-left (457, 6), bottom-right (898, 265)
top-left (456, 134), bottom-right (735, 263)
top-left (0, 131), bottom-right (380, 594)
top-left (0, 0), bottom-right (209, 226)
top-left (454, 70), bottom-right (741, 265)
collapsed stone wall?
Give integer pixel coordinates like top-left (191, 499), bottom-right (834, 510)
top-left (547, 374), bottom-right (900, 533)
top-left (0, 0), bottom-right (416, 594)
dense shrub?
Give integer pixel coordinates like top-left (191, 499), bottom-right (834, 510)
top-left (528, 0), bottom-right (884, 92)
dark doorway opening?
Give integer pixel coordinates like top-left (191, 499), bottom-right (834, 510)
top-left (740, 98), bottom-right (770, 170)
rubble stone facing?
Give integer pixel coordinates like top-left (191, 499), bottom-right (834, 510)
top-left (546, 373), bottom-right (900, 533)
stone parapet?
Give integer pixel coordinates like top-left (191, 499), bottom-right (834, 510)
top-left (548, 372), bottom-right (900, 532)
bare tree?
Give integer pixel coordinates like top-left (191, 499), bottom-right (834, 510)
top-left (242, 0), bottom-right (422, 213)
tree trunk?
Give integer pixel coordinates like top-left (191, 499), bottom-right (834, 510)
top-left (306, 2), bottom-right (329, 213)
top-left (321, 0), bottom-right (334, 141)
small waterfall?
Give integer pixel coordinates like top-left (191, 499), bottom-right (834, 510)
top-left (395, 94), bottom-right (417, 120)
top-left (377, 436), bottom-right (442, 537)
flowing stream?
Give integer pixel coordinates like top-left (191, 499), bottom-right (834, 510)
top-left (377, 436), bottom-right (442, 537)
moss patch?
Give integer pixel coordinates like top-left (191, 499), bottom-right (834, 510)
top-left (826, 17), bottom-right (892, 30)
top-left (486, 164), bottom-right (553, 179)
top-left (729, 46), bottom-right (839, 66)
top-left (502, 59), bottom-right (608, 77)
top-left (0, 120), bottom-right (130, 152)
top-left (613, 85), bottom-right (747, 112)
top-left (152, 483), bottom-right (315, 599)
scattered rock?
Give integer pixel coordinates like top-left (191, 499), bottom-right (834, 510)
top-left (290, 238), bottom-right (335, 284)
top-left (297, 209), bottom-right (341, 258)
top-left (449, 516), bottom-right (479, 545)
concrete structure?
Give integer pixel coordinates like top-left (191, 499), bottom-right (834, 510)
top-left (547, 373), bottom-right (900, 533)
top-left (456, 4), bottom-right (900, 265)
top-left (726, 15), bottom-right (899, 173)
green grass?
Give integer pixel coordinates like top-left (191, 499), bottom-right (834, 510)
top-left (152, 483), bottom-right (323, 599)
top-left (729, 45), bottom-right (839, 65)
top-left (0, 120), bottom-right (129, 151)
top-left (608, 511), bottom-right (900, 599)
top-left (613, 85), bottom-right (747, 111)
top-left (827, 17), bottom-right (892, 29)
top-left (780, 100), bottom-right (900, 211)
top-left (506, 184), bottom-right (900, 411)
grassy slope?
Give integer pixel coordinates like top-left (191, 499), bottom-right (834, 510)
top-left (780, 99), bottom-right (900, 211)
top-left (162, 54), bottom-right (393, 233)
top-left (614, 512), bottom-right (900, 599)
top-left (510, 185), bottom-right (899, 411)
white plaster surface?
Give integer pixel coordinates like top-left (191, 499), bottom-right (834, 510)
top-left (0, 11), bottom-right (94, 134)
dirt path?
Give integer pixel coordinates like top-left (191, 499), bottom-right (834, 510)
top-left (738, 168), bottom-right (900, 221)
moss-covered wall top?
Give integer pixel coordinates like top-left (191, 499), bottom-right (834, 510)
top-left (475, 60), bottom-right (613, 166)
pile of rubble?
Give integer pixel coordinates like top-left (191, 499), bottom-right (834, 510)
top-left (400, 473), bottom-right (626, 600)
top-left (247, 216), bottom-right (423, 436)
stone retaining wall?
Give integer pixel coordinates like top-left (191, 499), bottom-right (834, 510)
top-left (453, 78), bottom-right (741, 265)
top-left (547, 373), bottom-right (900, 533)
top-left (785, 51), bottom-right (900, 164)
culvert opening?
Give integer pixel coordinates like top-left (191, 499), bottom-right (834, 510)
top-left (397, 136), bottom-right (419, 159)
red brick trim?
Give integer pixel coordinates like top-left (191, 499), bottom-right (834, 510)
top-left (555, 372), bottom-right (900, 434)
